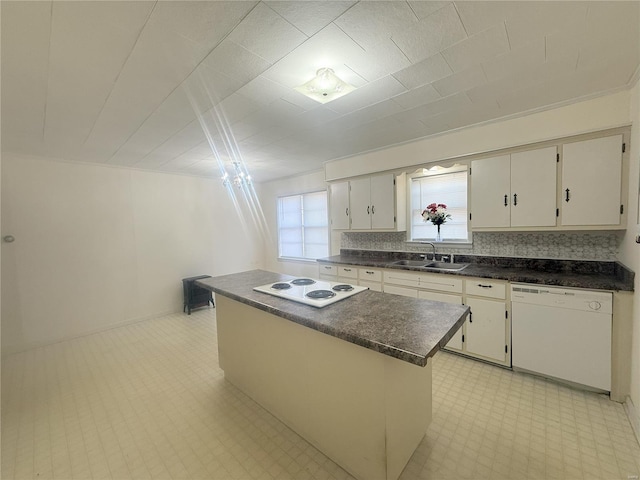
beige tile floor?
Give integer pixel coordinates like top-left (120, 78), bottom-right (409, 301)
top-left (2, 307), bottom-right (639, 480)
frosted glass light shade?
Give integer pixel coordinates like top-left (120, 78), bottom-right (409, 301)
top-left (294, 68), bottom-right (355, 104)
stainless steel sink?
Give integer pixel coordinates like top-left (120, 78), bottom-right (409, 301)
top-left (390, 259), bottom-right (469, 271)
top-left (391, 259), bottom-right (431, 267)
top-left (426, 262), bottom-right (469, 271)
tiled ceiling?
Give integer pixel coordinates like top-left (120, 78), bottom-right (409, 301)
top-left (2, 1), bottom-right (639, 182)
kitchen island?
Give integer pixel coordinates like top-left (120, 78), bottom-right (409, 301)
top-left (197, 270), bottom-right (469, 480)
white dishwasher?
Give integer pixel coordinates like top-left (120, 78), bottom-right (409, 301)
top-left (511, 283), bottom-right (612, 391)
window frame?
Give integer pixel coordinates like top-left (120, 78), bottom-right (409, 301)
top-left (407, 164), bottom-right (471, 245)
top-left (276, 189), bottom-right (330, 262)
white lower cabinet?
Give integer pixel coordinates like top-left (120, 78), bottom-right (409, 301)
top-left (318, 264), bottom-right (337, 281)
top-left (358, 268), bottom-right (382, 292)
top-left (463, 279), bottom-right (510, 366)
top-left (384, 284), bottom-right (418, 297)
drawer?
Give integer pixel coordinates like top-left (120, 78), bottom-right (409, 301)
top-left (319, 264), bottom-right (337, 276)
top-left (358, 268), bottom-right (382, 282)
top-left (337, 266), bottom-right (358, 279)
top-left (383, 284), bottom-right (418, 298)
top-left (383, 270), bottom-right (420, 288)
top-left (359, 281), bottom-right (382, 292)
top-left (465, 279), bottom-right (507, 299)
top-left (418, 273), bottom-right (463, 294)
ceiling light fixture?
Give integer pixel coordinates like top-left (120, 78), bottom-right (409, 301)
top-left (294, 67), bottom-right (355, 104)
top-left (222, 161), bottom-right (252, 189)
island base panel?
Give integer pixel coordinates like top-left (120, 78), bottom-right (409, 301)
top-left (215, 295), bottom-right (432, 480)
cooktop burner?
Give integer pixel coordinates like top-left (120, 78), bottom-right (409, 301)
top-left (332, 284), bottom-right (354, 292)
top-left (305, 290), bottom-right (336, 299)
top-left (253, 278), bottom-right (368, 308)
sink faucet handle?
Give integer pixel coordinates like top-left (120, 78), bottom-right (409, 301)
top-left (441, 255), bottom-right (450, 263)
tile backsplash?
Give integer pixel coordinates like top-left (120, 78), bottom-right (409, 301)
top-left (341, 231), bottom-right (621, 261)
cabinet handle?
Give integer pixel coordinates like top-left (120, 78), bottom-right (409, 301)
top-left (477, 284), bottom-right (493, 288)
top-left (344, 268), bottom-right (352, 272)
top-left (565, 188), bottom-right (570, 202)
top-left (324, 266), bottom-right (331, 270)
top-left (371, 205), bottom-right (375, 214)
top-left (513, 193), bottom-right (517, 206)
top-left (367, 206), bottom-right (370, 215)
top-left (365, 271), bottom-right (374, 275)
top-left (345, 207), bottom-right (349, 216)
top-left (469, 312), bottom-right (473, 323)
top-left (504, 194), bottom-right (508, 206)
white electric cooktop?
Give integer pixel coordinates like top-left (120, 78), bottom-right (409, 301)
top-left (253, 277), bottom-right (368, 308)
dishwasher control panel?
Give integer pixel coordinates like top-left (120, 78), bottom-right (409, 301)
top-left (511, 284), bottom-right (612, 315)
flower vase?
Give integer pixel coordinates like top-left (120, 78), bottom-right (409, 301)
top-left (436, 224), bottom-right (442, 242)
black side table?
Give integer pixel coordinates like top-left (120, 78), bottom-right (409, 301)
top-left (182, 275), bottom-right (214, 314)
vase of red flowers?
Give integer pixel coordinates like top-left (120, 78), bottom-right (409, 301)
top-left (421, 203), bottom-right (451, 241)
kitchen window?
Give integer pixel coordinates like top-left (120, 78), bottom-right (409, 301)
top-left (410, 166), bottom-right (469, 242)
top-left (277, 191), bottom-right (329, 260)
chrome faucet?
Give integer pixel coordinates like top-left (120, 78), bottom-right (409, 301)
top-left (420, 242), bottom-right (436, 261)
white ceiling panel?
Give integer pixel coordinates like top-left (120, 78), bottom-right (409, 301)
top-left (150, 1), bottom-right (256, 47)
top-left (431, 65), bottom-right (487, 97)
top-left (266, 1), bottom-right (354, 36)
top-left (325, 75), bottom-right (406, 115)
top-left (442, 23), bottom-right (510, 73)
top-left (227, 2), bottom-right (307, 64)
top-left (392, 54), bottom-right (453, 90)
top-left (392, 84), bottom-right (441, 110)
top-left (2, 1), bottom-right (639, 182)
top-left (1, 1), bottom-right (52, 143)
top-left (481, 38), bottom-right (545, 83)
top-left (333, 1), bottom-right (418, 51)
top-left (235, 76), bottom-right (292, 106)
top-left (392, 3), bottom-right (468, 63)
top-left (201, 40), bottom-right (272, 87)
top-left (408, 1), bottom-right (452, 20)
top-left (504, 2), bottom-right (589, 49)
top-left (344, 38), bottom-right (411, 83)
top-left (44, 2), bottom-right (153, 147)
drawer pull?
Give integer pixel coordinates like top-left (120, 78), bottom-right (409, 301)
top-left (344, 268), bottom-right (352, 272)
top-left (365, 271), bottom-right (374, 274)
top-left (477, 284), bottom-right (493, 288)
top-left (324, 266), bottom-right (331, 270)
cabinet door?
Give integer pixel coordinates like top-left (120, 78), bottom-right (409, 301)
top-left (510, 147), bottom-right (557, 227)
top-left (561, 135), bottom-right (623, 226)
top-left (417, 291), bottom-right (464, 350)
top-left (370, 173), bottom-right (396, 229)
top-left (349, 177), bottom-right (371, 230)
top-left (464, 297), bottom-right (507, 363)
top-left (330, 181), bottom-right (350, 229)
top-left (471, 155), bottom-right (511, 227)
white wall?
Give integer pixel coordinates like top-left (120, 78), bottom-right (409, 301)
top-left (1, 154), bottom-right (263, 353)
top-left (259, 170), bottom-right (340, 279)
top-left (618, 78), bottom-right (640, 436)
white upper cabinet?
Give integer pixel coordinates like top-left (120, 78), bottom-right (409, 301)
top-left (510, 147), bottom-right (558, 227)
top-left (470, 155), bottom-right (511, 228)
top-left (329, 181), bottom-right (350, 230)
top-left (471, 146), bottom-right (557, 229)
top-left (330, 173), bottom-right (406, 231)
top-left (561, 135), bottom-right (623, 226)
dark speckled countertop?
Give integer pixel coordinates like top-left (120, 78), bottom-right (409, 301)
top-left (317, 249), bottom-right (634, 292)
top-left (196, 270), bottom-right (469, 367)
